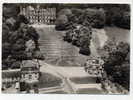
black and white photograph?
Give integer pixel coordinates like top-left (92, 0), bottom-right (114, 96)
top-left (1, 3), bottom-right (130, 94)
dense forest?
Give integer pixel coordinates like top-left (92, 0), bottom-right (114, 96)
top-left (2, 4), bottom-right (44, 70)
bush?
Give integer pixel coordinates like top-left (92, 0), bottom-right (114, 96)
top-left (79, 47), bottom-right (91, 56)
top-left (79, 36), bottom-right (91, 56)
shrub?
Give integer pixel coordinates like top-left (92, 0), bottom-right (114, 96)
top-left (78, 26), bottom-right (92, 55)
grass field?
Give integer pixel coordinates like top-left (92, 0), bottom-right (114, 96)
top-left (105, 26), bottom-right (130, 44)
top-left (70, 77), bottom-right (97, 84)
top-left (38, 72), bottom-right (62, 88)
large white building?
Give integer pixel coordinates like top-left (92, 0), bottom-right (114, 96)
top-left (20, 5), bottom-right (56, 25)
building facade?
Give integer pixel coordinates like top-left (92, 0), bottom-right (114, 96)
top-left (20, 5), bottom-right (56, 25)
top-left (2, 69), bottom-right (21, 90)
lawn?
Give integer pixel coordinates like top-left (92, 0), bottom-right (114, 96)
top-left (70, 77), bottom-right (97, 84)
top-left (105, 26), bottom-right (130, 44)
top-left (38, 72), bottom-right (62, 88)
top-left (76, 88), bottom-right (103, 94)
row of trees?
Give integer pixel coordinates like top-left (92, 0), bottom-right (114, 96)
top-left (64, 22), bottom-right (92, 55)
top-left (105, 7), bottom-right (130, 29)
top-left (2, 4), bottom-right (44, 70)
top-left (55, 8), bottom-right (106, 30)
top-left (55, 6), bottom-right (130, 30)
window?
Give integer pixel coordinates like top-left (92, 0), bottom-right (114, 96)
top-left (29, 75), bottom-right (32, 80)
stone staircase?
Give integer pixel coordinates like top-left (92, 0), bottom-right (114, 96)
top-left (37, 26), bottom-right (88, 66)
top-left (39, 39), bottom-right (61, 59)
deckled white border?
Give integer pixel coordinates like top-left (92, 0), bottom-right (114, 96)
top-left (0, 0), bottom-right (132, 100)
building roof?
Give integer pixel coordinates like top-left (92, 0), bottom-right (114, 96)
top-left (21, 60), bottom-right (38, 68)
top-left (2, 69), bottom-right (21, 78)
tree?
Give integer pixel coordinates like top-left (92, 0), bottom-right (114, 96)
top-left (12, 15), bottom-right (29, 31)
top-left (113, 11), bottom-right (130, 29)
top-left (2, 42), bottom-right (11, 59)
top-left (2, 5), bottom-right (41, 70)
top-left (103, 41), bottom-right (130, 90)
top-left (32, 50), bottom-right (45, 60)
top-left (78, 25), bottom-right (92, 55)
top-left (84, 8), bottom-right (106, 28)
top-left (55, 14), bottom-right (70, 30)
top-left (27, 26), bottom-right (40, 49)
top-left (57, 8), bottom-right (72, 17)
top-left (2, 24), bottom-right (10, 43)
top-left (3, 4), bottom-right (20, 18)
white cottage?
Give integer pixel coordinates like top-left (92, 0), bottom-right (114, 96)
top-left (20, 60), bottom-right (40, 84)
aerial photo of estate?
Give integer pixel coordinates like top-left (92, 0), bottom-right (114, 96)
top-left (2, 3), bottom-right (130, 94)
